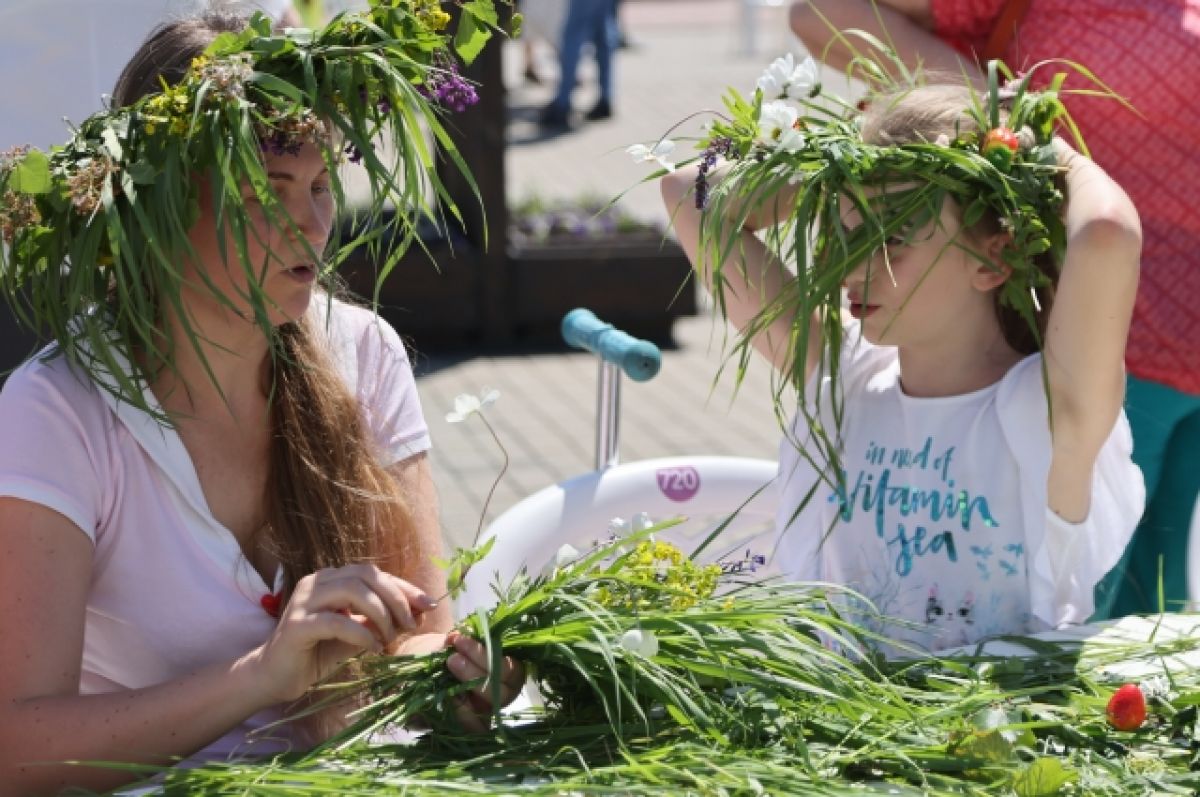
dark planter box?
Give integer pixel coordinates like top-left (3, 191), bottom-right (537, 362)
top-left (508, 235), bottom-right (697, 345)
top-left (339, 232), bottom-right (483, 348)
top-left (342, 229), bottom-right (697, 350)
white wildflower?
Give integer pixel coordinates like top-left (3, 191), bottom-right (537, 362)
top-left (757, 101), bottom-right (805, 153)
top-left (618, 628), bottom-right (659, 658)
top-left (554, 543), bottom-right (581, 570)
top-left (756, 54), bottom-right (796, 97)
top-left (1140, 675), bottom-right (1171, 700)
top-left (626, 139), bottom-right (676, 172)
top-left (784, 56), bottom-right (819, 100)
top-left (445, 388), bottom-right (499, 423)
top-left (756, 54), bottom-right (819, 100)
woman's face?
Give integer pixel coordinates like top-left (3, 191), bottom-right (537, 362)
top-left (839, 194), bottom-right (998, 348)
top-left (183, 141), bottom-right (334, 329)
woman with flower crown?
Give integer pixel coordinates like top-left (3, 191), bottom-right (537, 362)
top-left (660, 57), bottom-right (1145, 655)
top-left (0, 5), bottom-right (521, 793)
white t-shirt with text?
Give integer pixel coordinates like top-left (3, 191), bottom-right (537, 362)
top-left (775, 320), bottom-right (1144, 653)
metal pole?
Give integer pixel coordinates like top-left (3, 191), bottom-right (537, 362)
top-left (595, 360), bottom-right (621, 470)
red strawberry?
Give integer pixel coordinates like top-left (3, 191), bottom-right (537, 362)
top-left (260, 591), bottom-right (283, 619)
top-left (981, 127), bottom-right (1020, 171)
top-left (1106, 683), bottom-right (1147, 731)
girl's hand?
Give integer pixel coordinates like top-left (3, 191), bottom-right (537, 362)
top-left (246, 564), bottom-right (438, 704)
top-left (1051, 137), bottom-right (1084, 171)
top-left (444, 630), bottom-right (526, 733)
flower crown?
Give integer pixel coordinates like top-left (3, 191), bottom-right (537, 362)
top-left (698, 55), bottom-right (1075, 310)
top-left (635, 54), bottom-right (1123, 378)
top-left (0, 0), bottom-right (514, 416)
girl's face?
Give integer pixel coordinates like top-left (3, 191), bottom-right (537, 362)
top-left (840, 195), bottom-right (1002, 348)
top-left (183, 142), bottom-right (334, 329)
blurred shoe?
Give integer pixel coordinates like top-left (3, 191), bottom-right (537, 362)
top-left (537, 103), bottom-right (571, 129)
top-left (584, 99), bottom-right (613, 121)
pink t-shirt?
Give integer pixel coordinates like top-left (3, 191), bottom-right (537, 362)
top-left (931, 0), bottom-right (1200, 394)
top-left (0, 300), bottom-right (431, 761)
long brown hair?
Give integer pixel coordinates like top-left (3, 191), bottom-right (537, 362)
top-left (859, 83), bottom-right (1058, 355)
top-left (114, 14), bottom-right (415, 595)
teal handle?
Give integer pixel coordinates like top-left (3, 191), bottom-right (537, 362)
top-left (561, 308), bottom-right (662, 382)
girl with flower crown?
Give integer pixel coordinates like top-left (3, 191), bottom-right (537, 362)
top-left (792, 0), bottom-right (1200, 628)
top-left (660, 64), bottom-right (1145, 655)
top-left (0, 7), bottom-right (520, 794)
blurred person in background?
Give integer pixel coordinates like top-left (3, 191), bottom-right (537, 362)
top-left (789, 0), bottom-right (1200, 619)
top-left (517, 0), bottom-right (565, 85)
top-left (538, 0), bottom-right (617, 128)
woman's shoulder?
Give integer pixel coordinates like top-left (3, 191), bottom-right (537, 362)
top-left (0, 346), bottom-right (104, 415)
top-left (312, 296), bottom-right (409, 358)
top-left (308, 296), bottom-right (415, 399)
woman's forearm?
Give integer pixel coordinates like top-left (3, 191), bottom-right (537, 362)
top-left (0, 651), bottom-right (273, 796)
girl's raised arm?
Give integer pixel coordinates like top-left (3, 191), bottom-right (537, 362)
top-left (1043, 140), bottom-right (1142, 522)
top-left (662, 166), bottom-right (821, 380)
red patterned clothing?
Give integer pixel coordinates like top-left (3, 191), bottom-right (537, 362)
top-left (932, 0), bottom-right (1200, 394)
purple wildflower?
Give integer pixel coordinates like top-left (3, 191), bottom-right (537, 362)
top-left (422, 64), bottom-right (479, 113)
top-left (262, 132), bottom-right (303, 157)
top-left (344, 142), bottom-right (367, 165)
top-left (718, 548), bottom-right (767, 576)
top-left (695, 136), bottom-right (734, 210)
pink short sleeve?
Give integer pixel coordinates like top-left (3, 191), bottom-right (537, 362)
top-left (316, 302), bottom-right (431, 466)
top-left (358, 317), bottom-right (432, 465)
top-left (0, 355), bottom-right (113, 543)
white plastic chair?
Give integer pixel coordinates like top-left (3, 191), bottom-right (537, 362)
top-left (457, 455), bottom-right (780, 616)
top-left (456, 309), bottom-right (781, 617)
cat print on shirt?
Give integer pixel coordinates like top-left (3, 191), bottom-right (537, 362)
top-left (925, 584), bottom-right (975, 649)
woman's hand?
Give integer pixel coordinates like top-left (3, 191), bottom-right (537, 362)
top-left (444, 630), bottom-right (526, 733)
top-left (245, 563), bottom-right (438, 704)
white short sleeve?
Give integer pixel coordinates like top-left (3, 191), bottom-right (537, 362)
top-left (996, 356), bottom-right (1145, 627)
top-left (356, 316), bottom-right (432, 465)
top-left (0, 355), bottom-right (114, 543)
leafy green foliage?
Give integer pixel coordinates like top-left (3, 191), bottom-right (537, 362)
top-left (106, 542), bottom-right (1200, 796)
top-left (0, 0), bottom-right (511, 417)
